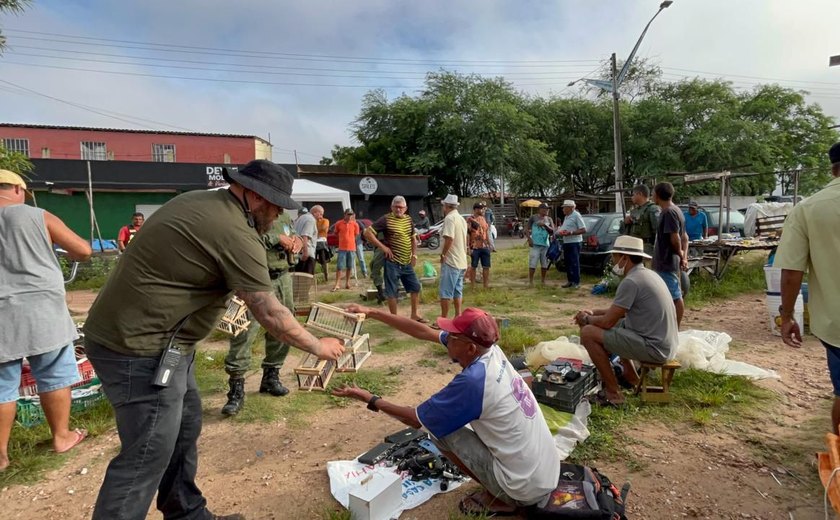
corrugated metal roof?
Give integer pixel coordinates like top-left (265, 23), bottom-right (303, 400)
top-left (0, 123), bottom-right (271, 144)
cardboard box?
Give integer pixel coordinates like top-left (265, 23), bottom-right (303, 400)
top-left (348, 472), bottom-right (402, 520)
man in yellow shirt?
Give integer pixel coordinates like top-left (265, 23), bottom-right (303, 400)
top-left (775, 142), bottom-right (840, 433)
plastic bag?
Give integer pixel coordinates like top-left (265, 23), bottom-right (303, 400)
top-left (422, 261), bottom-right (437, 278)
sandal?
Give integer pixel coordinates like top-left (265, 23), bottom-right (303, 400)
top-left (458, 491), bottom-right (517, 517)
top-left (412, 317), bottom-right (430, 324)
top-left (590, 391), bottom-right (625, 409)
top-left (55, 428), bottom-right (87, 454)
top-left (330, 287), bottom-right (340, 293)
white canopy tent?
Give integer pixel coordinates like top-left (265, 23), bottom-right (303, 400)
top-left (209, 178), bottom-right (351, 218)
top-left (291, 179), bottom-right (351, 214)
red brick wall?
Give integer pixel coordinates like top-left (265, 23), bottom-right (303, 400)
top-left (0, 126), bottom-right (260, 163)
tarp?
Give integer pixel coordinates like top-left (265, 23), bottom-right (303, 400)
top-left (292, 179), bottom-right (351, 211)
top-left (743, 202), bottom-right (794, 237)
top-left (208, 179), bottom-right (351, 212)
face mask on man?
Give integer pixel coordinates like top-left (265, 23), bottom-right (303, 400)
top-left (611, 256), bottom-right (626, 277)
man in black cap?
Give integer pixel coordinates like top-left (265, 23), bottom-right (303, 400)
top-left (83, 160), bottom-right (344, 520)
top-left (776, 142), bottom-right (840, 434)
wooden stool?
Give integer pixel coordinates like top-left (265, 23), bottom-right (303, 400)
top-left (634, 360), bottom-right (681, 403)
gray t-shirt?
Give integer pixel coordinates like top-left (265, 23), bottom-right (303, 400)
top-left (294, 213), bottom-right (318, 258)
top-left (613, 266), bottom-right (679, 359)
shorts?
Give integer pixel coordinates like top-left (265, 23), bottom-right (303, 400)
top-left (0, 344), bottom-right (80, 403)
top-left (823, 340), bottom-right (840, 397)
top-left (470, 248), bottom-right (491, 269)
top-left (336, 250), bottom-right (355, 270)
top-left (439, 263), bottom-right (466, 300)
top-left (434, 426), bottom-right (547, 507)
top-left (603, 321), bottom-right (667, 365)
top-left (384, 260), bottom-right (421, 298)
top-left (529, 245), bottom-right (549, 269)
top-left (657, 270), bottom-right (682, 300)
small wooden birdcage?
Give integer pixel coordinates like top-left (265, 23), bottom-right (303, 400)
top-left (292, 272), bottom-right (316, 316)
top-left (336, 333), bottom-right (372, 373)
top-left (305, 302), bottom-right (365, 339)
top-left (215, 296), bottom-right (251, 337)
top-left (294, 354), bottom-right (337, 392)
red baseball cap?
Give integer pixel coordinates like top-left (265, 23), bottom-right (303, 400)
top-left (436, 308), bottom-right (499, 348)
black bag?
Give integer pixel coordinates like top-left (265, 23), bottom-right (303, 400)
top-left (528, 463), bottom-right (629, 519)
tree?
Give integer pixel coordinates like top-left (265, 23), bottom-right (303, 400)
top-left (0, 0), bottom-right (31, 53)
top-left (0, 144), bottom-right (32, 175)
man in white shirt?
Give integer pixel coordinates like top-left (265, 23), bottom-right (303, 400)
top-left (335, 305), bottom-right (560, 516)
top-left (557, 200), bottom-right (586, 289)
top-left (438, 194), bottom-right (468, 318)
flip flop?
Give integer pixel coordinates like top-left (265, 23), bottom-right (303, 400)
top-left (458, 491), bottom-right (517, 517)
top-left (55, 428), bottom-right (87, 454)
top-left (590, 391), bottom-right (625, 409)
top-left (330, 287), bottom-right (340, 293)
top-left (413, 317), bottom-right (430, 324)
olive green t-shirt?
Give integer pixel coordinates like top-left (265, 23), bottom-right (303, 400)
top-left (84, 190), bottom-right (272, 356)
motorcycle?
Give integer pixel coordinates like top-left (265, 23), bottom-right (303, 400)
top-left (507, 217), bottom-right (524, 238)
top-left (417, 223), bottom-right (442, 249)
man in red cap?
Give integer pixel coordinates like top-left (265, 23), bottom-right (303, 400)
top-left (336, 304), bottom-right (560, 516)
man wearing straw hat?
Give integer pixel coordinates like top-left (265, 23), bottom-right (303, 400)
top-left (573, 235), bottom-right (678, 407)
top-left (83, 160), bottom-right (344, 520)
top-left (776, 142), bottom-right (840, 434)
top-left (0, 170), bottom-right (92, 472)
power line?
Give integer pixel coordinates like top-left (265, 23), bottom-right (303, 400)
top-left (4, 31), bottom-right (602, 67)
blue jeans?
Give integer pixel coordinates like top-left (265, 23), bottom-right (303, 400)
top-left (336, 250), bottom-right (355, 271)
top-left (439, 263), bottom-right (466, 300)
top-left (85, 340), bottom-right (211, 520)
top-left (0, 344), bottom-right (79, 403)
top-left (384, 260), bottom-right (421, 299)
top-left (562, 242), bottom-right (581, 284)
top-left (355, 243), bottom-right (368, 276)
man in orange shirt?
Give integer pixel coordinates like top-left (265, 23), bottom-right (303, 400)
top-left (117, 212), bottom-right (144, 252)
top-left (332, 209), bottom-right (360, 291)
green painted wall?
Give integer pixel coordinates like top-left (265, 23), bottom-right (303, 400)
top-left (33, 192), bottom-right (178, 239)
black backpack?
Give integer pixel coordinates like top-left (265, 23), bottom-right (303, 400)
top-left (527, 463), bottom-right (630, 519)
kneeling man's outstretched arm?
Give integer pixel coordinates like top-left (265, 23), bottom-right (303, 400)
top-left (332, 384), bottom-right (422, 429)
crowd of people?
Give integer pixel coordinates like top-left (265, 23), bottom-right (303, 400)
top-left (4, 141), bottom-right (840, 518)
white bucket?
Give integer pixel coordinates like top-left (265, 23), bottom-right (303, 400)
top-left (764, 266), bottom-right (781, 293)
top-left (765, 292), bottom-right (803, 336)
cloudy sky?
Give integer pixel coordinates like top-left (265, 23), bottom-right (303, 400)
top-left (1, 0), bottom-right (838, 165)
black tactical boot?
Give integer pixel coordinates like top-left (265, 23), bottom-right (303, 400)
top-left (221, 377), bottom-right (245, 416)
top-left (259, 367), bottom-right (289, 396)
top-left (375, 284), bottom-right (385, 304)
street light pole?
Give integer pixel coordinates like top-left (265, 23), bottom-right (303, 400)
top-left (610, 53), bottom-right (625, 217)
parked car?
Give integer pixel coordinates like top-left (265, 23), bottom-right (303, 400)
top-left (679, 206), bottom-right (745, 238)
top-left (555, 212), bottom-right (624, 274)
top-left (327, 218), bottom-right (374, 253)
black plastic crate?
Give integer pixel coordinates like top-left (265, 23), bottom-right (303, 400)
top-left (532, 369), bottom-right (597, 413)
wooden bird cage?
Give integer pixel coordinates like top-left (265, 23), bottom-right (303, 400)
top-left (305, 303), bottom-right (365, 340)
top-left (294, 354), bottom-right (337, 392)
top-left (215, 296), bottom-right (251, 337)
top-left (293, 272), bottom-right (316, 316)
top-left (337, 333), bottom-right (372, 373)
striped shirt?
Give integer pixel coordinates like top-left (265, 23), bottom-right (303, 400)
top-left (372, 213), bottom-right (415, 265)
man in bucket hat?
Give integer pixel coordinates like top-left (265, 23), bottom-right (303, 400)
top-left (335, 303), bottom-right (560, 516)
top-left (573, 235), bottom-right (678, 407)
top-left (83, 160), bottom-right (344, 520)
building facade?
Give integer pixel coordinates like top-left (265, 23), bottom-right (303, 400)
top-left (0, 123), bottom-right (271, 164)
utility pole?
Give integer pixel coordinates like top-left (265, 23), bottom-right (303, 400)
top-left (610, 53), bottom-right (625, 218)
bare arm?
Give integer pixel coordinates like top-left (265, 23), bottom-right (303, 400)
top-left (332, 385), bottom-right (422, 428)
top-left (346, 304), bottom-right (440, 343)
top-left (364, 227), bottom-right (392, 258)
top-left (44, 211), bottom-right (92, 261)
top-left (236, 290), bottom-right (344, 360)
top-left (779, 269), bottom-right (804, 348)
top-left (440, 235), bottom-right (453, 264)
top-left (575, 304), bottom-right (626, 329)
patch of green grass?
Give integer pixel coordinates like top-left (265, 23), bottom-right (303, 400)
top-left (685, 252), bottom-right (767, 307)
top-left (320, 508), bottom-right (352, 520)
top-left (375, 336), bottom-right (425, 355)
top-left (326, 367), bottom-right (403, 408)
top-left (2, 398), bottom-right (115, 487)
top-left (417, 358), bottom-right (438, 368)
top-left (194, 350), bottom-right (229, 394)
top-left (497, 324), bottom-right (563, 358)
top-left (570, 369), bottom-right (773, 465)
top-left (232, 391), bottom-right (325, 428)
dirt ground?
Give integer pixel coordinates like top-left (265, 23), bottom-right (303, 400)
top-left (1, 288), bottom-right (833, 519)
